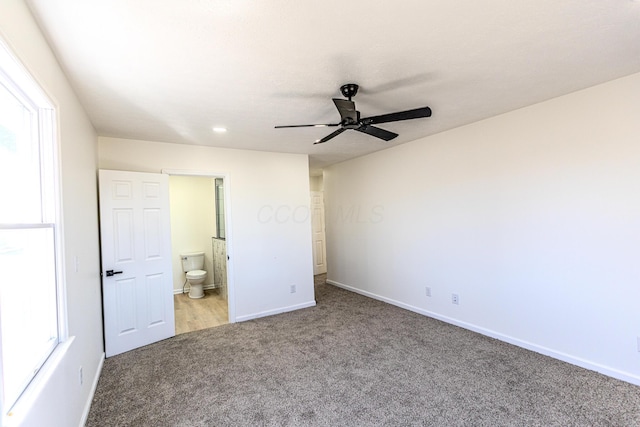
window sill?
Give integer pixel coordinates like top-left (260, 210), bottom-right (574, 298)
top-left (3, 336), bottom-right (75, 427)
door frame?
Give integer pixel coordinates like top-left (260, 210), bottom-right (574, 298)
top-left (162, 169), bottom-right (236, 323)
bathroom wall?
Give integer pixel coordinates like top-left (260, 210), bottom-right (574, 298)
top-left (169, 175), bottom-right (216, 293)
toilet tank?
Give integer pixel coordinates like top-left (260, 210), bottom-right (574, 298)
top-left (180, 252), bottom-right (205, 272)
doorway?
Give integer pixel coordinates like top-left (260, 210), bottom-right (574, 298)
top-left (166, 172), bottom-right (231, 334)
top-left (310, 191), bottom-right (327, 275)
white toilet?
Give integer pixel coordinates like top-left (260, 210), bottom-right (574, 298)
top-left (181, 252), bottom-right (207, 299)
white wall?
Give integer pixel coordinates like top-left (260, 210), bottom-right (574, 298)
top-left (99, 137), bottom-right (316, 321)
top-left (0, 1), bottom-right (104, 425)
top-left (309, 175), bottom-right (324, 192)
top-left (169, 175), bottom-right (216, 292)
top-left (324, 72), bottom-right (640, 385)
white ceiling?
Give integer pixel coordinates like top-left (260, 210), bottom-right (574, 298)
top-left (27, 0), bottom-right (640, 174)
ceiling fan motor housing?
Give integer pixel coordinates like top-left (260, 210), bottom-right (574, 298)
top-left (343, 111), bottom-right (361, 128)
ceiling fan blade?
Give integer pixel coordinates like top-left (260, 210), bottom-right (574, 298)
top-left (356, 125), bottom-right (398, 141)
top-left (362, 106), bottom-right (432, 125)
top-left (313, 127), bottom-right (346, 145)
top-left (333, 98), bottom-right (358, 122)
top-left (275, 123), bottom-right (339, 128)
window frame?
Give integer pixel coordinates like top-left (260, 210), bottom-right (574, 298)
top-left (0, 37), bottom-right (67, 419)
top-left (215, 177), bottom-right (226, 239)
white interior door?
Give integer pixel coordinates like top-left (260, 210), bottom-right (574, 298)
top-left (311, 191), bottom-right (327, 275)
top-left (99, 170), bottom-right (175, 357)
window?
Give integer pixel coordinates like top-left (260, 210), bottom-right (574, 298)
top-left (215, 178), bottom-right (225, 239)
top-left (0, 39), bottom-right (62, 416)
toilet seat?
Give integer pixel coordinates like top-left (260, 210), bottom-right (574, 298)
top-left (186, 270), bottom-right (206, 280)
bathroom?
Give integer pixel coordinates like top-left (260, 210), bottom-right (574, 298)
top-left (169, 174), bottom-right (228, 334)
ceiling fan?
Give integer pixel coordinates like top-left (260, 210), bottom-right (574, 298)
top-left (275, 83), bottom-right (432, 145)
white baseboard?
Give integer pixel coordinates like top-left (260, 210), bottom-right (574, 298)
top-left (327, 279), bottom-right (640, 386)
top-left (235, 300), bottom-right (316, 323)
top-left (173, 283), bottom-right (220, 295)
top-left (79, 352), bottom-right (105, 427)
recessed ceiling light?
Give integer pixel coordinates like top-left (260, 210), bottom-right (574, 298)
top-left (212, 127), bottom-right (227, 133)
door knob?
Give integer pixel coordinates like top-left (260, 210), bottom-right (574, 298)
top-left (105, 270), bottom-right (123, 277)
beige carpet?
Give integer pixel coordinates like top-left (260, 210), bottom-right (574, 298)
top-left (86, 275), bottom-right (640, 426)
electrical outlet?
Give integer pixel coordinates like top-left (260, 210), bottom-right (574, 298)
top-left (290, 285), bottom-right (296, 294)
top-left (451, 293), bottom-right (459, 305)
top-left (425, 286), bottom-right (431, 297)
top-left (637, 336), bottom-right (640, 353)
top-left (79, 367), bottom-right (83, 385)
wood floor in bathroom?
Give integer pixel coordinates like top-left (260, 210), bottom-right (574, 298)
top-left (174, 289), bottom-right (229, 335)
